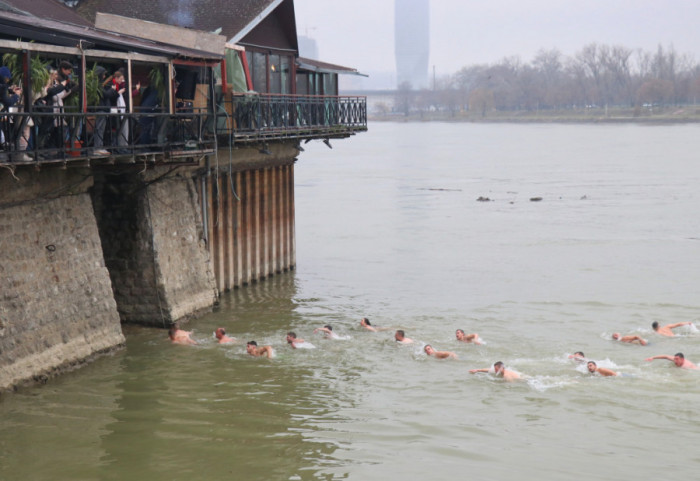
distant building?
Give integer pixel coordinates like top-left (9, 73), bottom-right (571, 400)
top-left (394, 0), bottom-right (429, 89)
top-left (298, 35), bottom-right (319, 60)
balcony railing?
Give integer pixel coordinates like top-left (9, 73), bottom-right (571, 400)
top-left (218, 94), bottom-right (367, 142)
top-left (0, 107), bottom-right (215, 166)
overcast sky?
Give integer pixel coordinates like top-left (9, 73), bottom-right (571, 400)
top-left (294, 0), bottom-right (700, 87)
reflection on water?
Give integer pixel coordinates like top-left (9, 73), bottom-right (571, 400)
top-left (2, 123), bottom-right (700, 480)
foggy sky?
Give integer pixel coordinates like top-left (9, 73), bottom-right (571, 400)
top-left (293, 0), bottom-right (700, 88)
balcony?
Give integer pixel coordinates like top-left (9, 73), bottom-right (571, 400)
top-left (218, 94), bottom-right (367, 143)
top-left (0, 108), bottom-right (215, 168)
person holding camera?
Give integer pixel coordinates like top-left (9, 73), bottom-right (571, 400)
top-left (0, 66), bottom-right (22, 157)
top-left (45, 60), bottom-right (76, 150)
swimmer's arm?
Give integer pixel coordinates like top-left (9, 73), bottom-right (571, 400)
top-left (469, 368), bottom-right (489, 373)
top-left (263, 346), bottom-right (274, 358)
top-left (314, 328), bottom-right (331, 335)
top-left (646, 355), bottom-right (673, 362)
top-left (667, 322), bottom-right (691, 329)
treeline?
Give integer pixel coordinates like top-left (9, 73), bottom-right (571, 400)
top-left (392, 43), bottom-right (700, 116)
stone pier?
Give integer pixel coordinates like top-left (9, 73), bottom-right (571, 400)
top-left (0, 169), bottom-right (124, 391)
top-left (91, 167), bottom-right (218, 327)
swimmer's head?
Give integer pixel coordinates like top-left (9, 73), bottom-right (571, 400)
top-left (612, 333), bottom-right (620, 340)
top-left (215, 328), bottom-right (226, 339)
top-left (246, 340), bottom-right (258, 353)
top-left (286, 332), bottom-right (297, 343)
top-left (674, 352), bottom-right (685, 367)
top-left (587, 361), bottom-right (597, 373)
top-left (569, 351), bottom-right (585, 361)
top-left (168, 326), bottom-right (177, 339)
top-left (324, 325), bottom-right (333, 331)
top-left (395, 330), bottom-right (405, 341)
top-left (493, 361), bottom-right (505, 376)
top-left (361, 318), bottom-right (371, 326)
top-left (424, 345), bottom-right (434, 356)
top-left (455, 329), bottom-right (465, 340)
top-left (652, 321), bottom-right (659, 331)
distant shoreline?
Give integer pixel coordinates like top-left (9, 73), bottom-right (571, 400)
top-left (368, 108), bottom-right (700, 124)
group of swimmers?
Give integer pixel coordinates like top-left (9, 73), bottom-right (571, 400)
top-left (168, 319), bottom-right (698, 379)
top-left (567, 320), bottom-right (698, 378)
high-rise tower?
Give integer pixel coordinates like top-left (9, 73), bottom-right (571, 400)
top-left (394, 0), bottom-right (429, 89)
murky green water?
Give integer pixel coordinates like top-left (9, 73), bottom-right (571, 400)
top-left (2, 122), bottom-right (700, 480)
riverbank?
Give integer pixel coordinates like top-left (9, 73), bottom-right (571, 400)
top-left (370, 106), bottom-right (700, 123)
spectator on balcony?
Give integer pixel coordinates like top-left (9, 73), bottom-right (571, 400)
top-left (91, 66), bottom-right (114, 156)
top-left (0, 66), bottom-right (21, 111)
top-left (45, 61), bottom-right (76, 150)
top-left (137, 81), bottom-right (160, 148)
top-left (110, 70), bottom-right (129, 151)
top-left (0, 66), bottom-right (27, 160)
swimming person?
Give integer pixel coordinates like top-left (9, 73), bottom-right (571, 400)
top-left (611, 333), bottom-right (647, 345)
top-left (360, 318), bottom-right (377, 332)
top-left (651, 321), bottom-right (694, 337)
top-left (168, 323), bottom-right (197, 345)
top-left (568, 351), bottom-right (586, 362)
top-left (424, 345), bottom-right (457, 359)
top-left (286, 331), bottom-right (306, 348)
top-left (470, 361), bottom-right (520, 381)
top-left (645, 352), bottom-right (697, 369)
top-left (587, 361), bottom-right (617, 377)
top-left (215, 328), bottom-right (236, 344)
top-left (455, 329), bottom-right (481, 344)
top-left (246, 341), bottom-right (274, 358)
top-left (394, 330), bottom-right (414, 344)
top-left (314, 325), bottom-right (340, 339)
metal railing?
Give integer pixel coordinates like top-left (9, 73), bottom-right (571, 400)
top-left (218, 94), bottom-right (367, 142)
top-left (0, 107), bottom-right (215, 165)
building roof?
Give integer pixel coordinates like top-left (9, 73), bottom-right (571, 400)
top-left (0, 9), bottom-right (222, 61)
top-left (75, 0), bottom-right (291, 46)
top-left (0, 0), bottom-right (92, 27)
top-left (297, 57), bottom-right (367, 77)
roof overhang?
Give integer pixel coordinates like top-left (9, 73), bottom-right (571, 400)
top-left (297, 57), bottom-right (368, 77)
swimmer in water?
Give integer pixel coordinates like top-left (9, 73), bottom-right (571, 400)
top-left (314, 325), bottom-right (340, 339)
top-left (651, 321), bottom-right (694, 337)
top-left (246, 341), bottom-right (274, 358)
top-left (424, 344), bottom-right (458, 359)
top-left (611, 333), bottom-right (647, 345)
top-left (168, 323), bottom-right (197, 345)
top-left (286, 331), bottom-right (306, 348)
top-left (587, 361), bottom-right (617, 377)
top-left (360, 317), bottom-right (377, 332)
top-left (645, 352), bottom-right (697, 369)
top-left (470, 361), bottom-right (520, 381)
top-left (215, 327), bottom-right (236, 344)
top-left (394, 330), bottom-right (414, 344)
top-left (455, 329), bottom-right (481, 344)
top-left (568, 351), bottom-right (586, 362)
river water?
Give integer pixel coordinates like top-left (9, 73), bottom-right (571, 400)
top-left (2, 122), bottom-right (700, 480)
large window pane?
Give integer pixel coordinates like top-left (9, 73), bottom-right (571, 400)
top-left (253, 52), bottom-right (267, 93)
top-left (269, 54), bottom-right (281, 93)
top-left (280, 56), bottom-right (291, 94)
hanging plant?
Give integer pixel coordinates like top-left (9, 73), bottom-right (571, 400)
top-left (148, 65), bottom-right (167, 105)
top-left (84, 63), bottom-right (103, 106)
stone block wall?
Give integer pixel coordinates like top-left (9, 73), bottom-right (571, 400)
top-left (0, 172), bottom-right (124, 391)
top-left (92, 169), bottom-right (217, 326)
